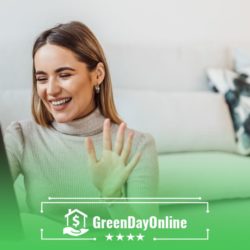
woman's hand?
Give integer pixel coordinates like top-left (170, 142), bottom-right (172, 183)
top-left (85, 119), bottom-right (141, 198)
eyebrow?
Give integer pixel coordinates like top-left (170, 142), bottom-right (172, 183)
top-left (35, 67), bottom-right (76, 75)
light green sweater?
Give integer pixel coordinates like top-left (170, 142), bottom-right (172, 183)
top-left (4, 108), bottom-right (159, 220)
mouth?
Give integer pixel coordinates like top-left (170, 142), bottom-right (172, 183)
top-left (49, 97), bottom-right (72, 111)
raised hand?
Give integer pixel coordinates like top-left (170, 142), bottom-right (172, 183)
top-left (85, 119), bottom-right (141, 198)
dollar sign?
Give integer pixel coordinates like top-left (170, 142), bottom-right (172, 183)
top-left (72, 215), bottom-right (80, 228)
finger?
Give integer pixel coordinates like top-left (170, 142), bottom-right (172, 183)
top-left (103, 119), bottom-right (112, 150)
top-left (121, 131), bottom-right (134, 164)
top-left (124, 152), bottom-right (142, 177)
top-left (114, 122), bottom-right (126, 155)
top-left (85, 137), bottom-right (97, 164)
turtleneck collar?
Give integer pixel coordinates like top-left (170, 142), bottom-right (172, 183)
top-left (51, 107), bottom-right (105, 136)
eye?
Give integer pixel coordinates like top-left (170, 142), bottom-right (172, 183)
top-left (36, 77), bottom-right (47, 83)
top-left (60, 73), bottom-right (71, 79)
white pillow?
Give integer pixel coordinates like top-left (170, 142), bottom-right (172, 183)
top-left (114, 89), bottom-right (236, 153)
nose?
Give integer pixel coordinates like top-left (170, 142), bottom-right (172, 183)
top-left (47, 78), bottom-right (61, 96)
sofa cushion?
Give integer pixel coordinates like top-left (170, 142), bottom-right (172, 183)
top-left (114, 89), bottom-right (236, 154)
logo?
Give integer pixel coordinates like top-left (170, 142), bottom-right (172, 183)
top-left (63, 209), bottom-right (89, 236)
top-left (40, 198), bottom-right (210, 241)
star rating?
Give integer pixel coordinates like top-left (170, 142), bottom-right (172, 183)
top-left (105, 233), bottom-right (113, 241)
top-left (104, 233), bottom-right (144, 241)
top-left (137, 233), bottom-right (144, 241)
top-left (127, 233), bottom-right (134, 240)
top-left (116, 233), bottom-right (124, 240)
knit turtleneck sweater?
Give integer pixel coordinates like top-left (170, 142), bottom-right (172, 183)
top-left (4, 108), bottom-right (159, 220)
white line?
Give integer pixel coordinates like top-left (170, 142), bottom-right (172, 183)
top-left (153, 228), bottom-right (210, 241)
top-left (48, 197), bottom-right (202, 200)
top-left (206, 202), bottom-right (210, 213)
top-left (154, 238), bottom-right (207, 241)
top-left (41, 201), bottom-right (209, 213)
top-left (41, 238), bottom-right (96, 241)
top-left (40, 228), bottom-right (96, 241)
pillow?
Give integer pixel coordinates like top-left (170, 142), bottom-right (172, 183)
top-left (113, 89), bottom-right (236, 154)
top-left (207, 68), bottom-right (250, 155)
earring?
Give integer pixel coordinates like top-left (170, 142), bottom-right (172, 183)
top-left (95, 84), bottom-right (100, 94)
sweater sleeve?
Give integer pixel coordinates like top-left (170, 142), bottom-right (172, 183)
top-left (4, 121), bottom-right (24, 181)
top-left (127, 133), bottom-right (159, 197)
top-left (126, 133), bottom-right (159, 214)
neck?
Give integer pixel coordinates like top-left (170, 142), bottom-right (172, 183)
top-left (51, 107), bottom-right (105, 136)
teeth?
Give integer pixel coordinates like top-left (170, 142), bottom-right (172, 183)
top-left (52, 98), bottom-right (71, 106)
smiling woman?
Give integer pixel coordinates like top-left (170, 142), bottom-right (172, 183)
top-left (4, 21), bottom-right (159, 221)
top-left (31, 21), bottom-right (120, 126)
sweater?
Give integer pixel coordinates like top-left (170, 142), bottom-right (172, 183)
top-left (4, 108), bottom-right (159, 220)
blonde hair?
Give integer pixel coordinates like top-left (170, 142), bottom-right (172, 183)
top-left (32, 21), bottom-right (122, 127)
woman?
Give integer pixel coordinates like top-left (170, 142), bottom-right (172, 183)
top-left (4, 21), bottom-right (159, 221)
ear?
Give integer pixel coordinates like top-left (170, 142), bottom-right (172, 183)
top-left (94, 62), bottom-right (105, 86)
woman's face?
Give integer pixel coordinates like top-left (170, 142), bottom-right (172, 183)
top-left (34, 44), bottom-right (101, 123)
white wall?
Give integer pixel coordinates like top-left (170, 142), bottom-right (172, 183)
top-left (2, 0), bottom-right (250, 45)
top-left (1, 0), bottom-right (250, 90)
